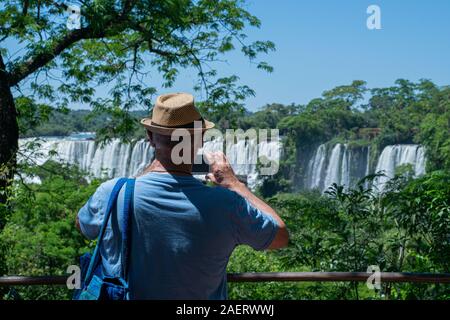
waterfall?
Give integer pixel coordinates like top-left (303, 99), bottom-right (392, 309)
top-left (323, 144), bottom-right (344, 191)
top-left (18, 136), bottom-right (280, 188)
top-left (200, 137), bottom-right (280, 188)
top-left (363, 145), bottom-right (371, 188)
top-left (307, 143), bottom-right (351, 192)
top-left (304, 143), bottom-right (424, 193)
top-left (341, 146), bottom-right (350, 189)
top-left (19, 136), bottom-right (426, 192)
top-left (372, 145), bottom-right (426, 191)
top-left (128, 140), bottom-right (154, 176)
top-left (307, 144), bottom-right (327, 190)
top-left (415, 146), bottom-right (426, 176)
top-left (19, 138), bottom-right (149, 180)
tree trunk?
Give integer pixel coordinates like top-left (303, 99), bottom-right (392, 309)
top-left (0, 74), bottom-right (18, 212)
top-left (0, 68), bottom-right (17, 289)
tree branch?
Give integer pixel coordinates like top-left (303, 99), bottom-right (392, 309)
top-left (121, 0), bottom-right (136, 16)
top-left (8, 0), bottom-right (134, 88)
top-left (0, 53), bottom-right (6, 72)
top-left (22, 0), bottom-right (30, 16)
top-left (7, 27), bottom-right (110, 87)
top-left (0, 52), bottom-right (11, 88)
top-left (128, 22), bottom-right (176, 58)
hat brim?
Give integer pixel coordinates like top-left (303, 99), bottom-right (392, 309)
top-left (140, 118), bottom-right (215, 136)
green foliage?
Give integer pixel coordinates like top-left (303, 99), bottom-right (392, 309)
top-left (382, 171), bottom-right (450, 273)
top-left (238, 103), bottom-right (300, 130)
top-left (20, 109), bottom-right (149, 141)
top-left (243, 79), bottom-right (450, 195)
top-left (228, 171), bottom-right (450, 300)
top-left (1, 161), bottom-right (449, 300)
top-left (415, 99), bottom-right (450, 171)
top-left (2, 0), bottom-right (449, 301)
top-left (2, 0), bottom-right (275, 141)
top-left (227, 246), bottom-right (305, 300)
top-left (0, 162), bottom-right (100, 299)
top-left (22, 79), bottom-right (450, 176)
top-left (278, 80), bottom-right (370, 147)
top-left (4, 77), bottom-right (450, 300)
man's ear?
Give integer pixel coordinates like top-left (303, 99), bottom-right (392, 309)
top-left (147, 130), bottom-right (156, 147)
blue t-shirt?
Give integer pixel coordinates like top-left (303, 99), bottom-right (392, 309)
top-left (78, 173), bottom-right (278, 300)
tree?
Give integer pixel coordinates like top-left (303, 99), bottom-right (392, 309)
top-left (0, 161), bottom-right (100, 299)
top-left (0, 0), bottom-right (274, 202)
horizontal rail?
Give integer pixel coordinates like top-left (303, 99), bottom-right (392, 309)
top-left (0, 272), bottom-right (449, 286)
top-left (227, 272), bottom-right (450, 283)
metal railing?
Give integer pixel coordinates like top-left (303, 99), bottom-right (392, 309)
top-left (1, 272), bottom-right (449, 286)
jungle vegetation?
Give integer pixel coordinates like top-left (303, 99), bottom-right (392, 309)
top-left (1, 0), bottom-right (449, 301)
top-left (2, 79), bottom-right (450, 300)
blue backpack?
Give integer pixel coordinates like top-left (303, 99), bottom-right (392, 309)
top-left (73, 177), bottom-right (135, 300)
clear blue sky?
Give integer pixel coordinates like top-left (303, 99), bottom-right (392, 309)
top-left (7, 0), bottom-right (450, 111)
top-left (212, 0), bottom-right (450, 110)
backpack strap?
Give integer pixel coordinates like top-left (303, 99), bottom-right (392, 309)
top-left (121, 178), bottom-right (136, 280)
top-left (83, 177), bottom-right (128, 286)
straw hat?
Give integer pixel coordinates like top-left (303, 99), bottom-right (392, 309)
top-left (140, 93), bottom-right (215, 135)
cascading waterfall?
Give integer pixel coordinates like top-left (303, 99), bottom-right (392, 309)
top-left (128, 140), bottom-right (155, 177)
top-left (323, 143), bottom-right (345, 191)
top-left (307, 144), bottom-right (327, 190)
top-left (363, 145), bottom-right (371, 189)
top-left (18, 138), bottom-right (154, 180)
top-left (19, 135), bottom-right (426, 192)
top-left (307, 143), bottom-right (366, 192)
top-left (372, 144), bottom-right (426, 191)
top-left (18, 136), bottom-right (280, 189)
top-left (306, 143), bottom-right (425, 192)
top-left (341, 146), bottom-right (350, 189)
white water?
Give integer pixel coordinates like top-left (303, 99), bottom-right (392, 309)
top-left (18, 136), bottom-right (426, 192)
top-left (306, 143), bottom-right (426, 192)
top-left (307, 144), bottom-right (327, 190)
top-left (18, 137), bottom-right (280, 188)
top-left (373, 144), bottom-right (426, 191)
top-left (323, 144), bottom-right (345, 191)
top-left (19, 138), bottom-right (155, 179)
top-left (307, 143), bottom-right (369, 192)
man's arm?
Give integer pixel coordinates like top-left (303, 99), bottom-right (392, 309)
top-left (205, 152), bottom-right (289, 249)
top-left (76, 179), bottom-right (115, 240)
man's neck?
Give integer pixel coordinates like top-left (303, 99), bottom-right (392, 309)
top-left (145, 153), bottom-right (193, 176)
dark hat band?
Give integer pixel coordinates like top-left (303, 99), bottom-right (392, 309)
top-left (150, 118), bottom-right (205, 129)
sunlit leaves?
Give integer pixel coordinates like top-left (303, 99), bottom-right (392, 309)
top-left (2, 0), bottom-right (275, 141)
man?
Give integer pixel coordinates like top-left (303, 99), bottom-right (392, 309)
top-left (77, 93), bottom-right (289, 299)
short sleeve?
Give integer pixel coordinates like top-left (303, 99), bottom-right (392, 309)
top-left (77, 179), bottom-right (117, 240)
top-left (230, 193), bottom-right (279, 251)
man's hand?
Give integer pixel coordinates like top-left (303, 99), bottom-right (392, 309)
top-left (204, 151), bottom-right (241, 189)
top-left (204, 151), bottom-right (289, 250)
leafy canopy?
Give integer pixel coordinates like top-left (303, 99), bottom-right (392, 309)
top-left (1, 0), bottom-right (274, 139)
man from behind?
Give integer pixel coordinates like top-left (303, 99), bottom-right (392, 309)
top-left (77, 93), bottom-right (289, 299)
